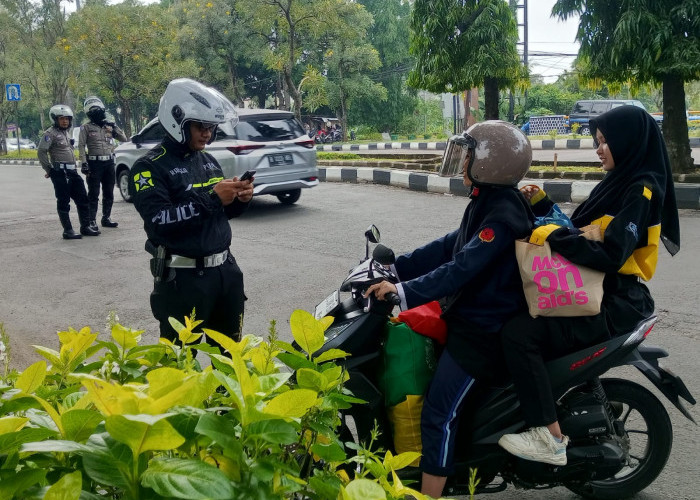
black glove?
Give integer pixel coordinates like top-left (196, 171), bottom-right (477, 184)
top-left (81, 162), bottom-right (90, 175)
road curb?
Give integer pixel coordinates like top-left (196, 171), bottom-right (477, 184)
top-left (317, 137), bottom-right (700, 151)
top-left (2, 159), bottom-right (698, 209)
top-left (317, 166), bottom-right (700, 209)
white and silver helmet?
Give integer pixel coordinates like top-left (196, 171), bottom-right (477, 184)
top-left (157, 78), bottom-right (238, 144)
top-left (439, 120), bottom-right (532, 187)
top-left (83, 96), bottom-right (105, 113)
top-left (49, 104), bottom-right (74, 128)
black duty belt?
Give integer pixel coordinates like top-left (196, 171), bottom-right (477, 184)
top-left (168, 250), bottom-right (229, 268)
top-left (54, 163), bottom-right (76, 170)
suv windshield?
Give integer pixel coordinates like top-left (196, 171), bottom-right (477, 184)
top-left (221, 115), bottom-right (304, 142)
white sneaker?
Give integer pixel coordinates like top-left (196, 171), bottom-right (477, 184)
top-left (498, 426), bottom-right (569, 466)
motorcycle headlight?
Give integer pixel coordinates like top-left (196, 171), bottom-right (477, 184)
top-left (439, 133), bottom-right (476, 177)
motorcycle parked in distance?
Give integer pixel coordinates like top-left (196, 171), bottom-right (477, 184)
top-left (307, 225), bottom-right (696, 498)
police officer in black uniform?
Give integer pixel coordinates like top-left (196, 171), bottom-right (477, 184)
top-left (130, 78), bottom-right (253, 344)
top-left (78, 96), bottom-right (128, 232)
top-left (38, 104), bottom-right (100, 239)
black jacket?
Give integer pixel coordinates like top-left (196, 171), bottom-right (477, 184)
top-left (130, 137), bottom-right (248, 257)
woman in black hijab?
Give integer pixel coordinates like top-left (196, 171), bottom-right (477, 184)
top-left (497, 105), bottom-right (681, 466)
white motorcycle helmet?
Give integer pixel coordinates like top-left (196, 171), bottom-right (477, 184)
top-left (439, 120), bottom-right (532, 187)
top-left (83, 96), bottom-right (105, 113)
top-left (157, 78), bottom-right (238, 144)
top-left (49, 104), bottom-right (74, 129)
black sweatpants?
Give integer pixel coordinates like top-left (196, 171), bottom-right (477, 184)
top-left (86, 160), bottom-right (116, 220)
top-left (150, 254), bottom-right (246, 345)
top-left (500, 312), bottom-right (610, 427)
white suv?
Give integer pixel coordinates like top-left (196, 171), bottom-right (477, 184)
top-left (115, 108), bottom-right (319, 205)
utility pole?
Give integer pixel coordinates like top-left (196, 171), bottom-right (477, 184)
top-left (515, 0), bottom-right (529, 113)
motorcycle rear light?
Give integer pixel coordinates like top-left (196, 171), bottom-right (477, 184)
top-left (226, 145), bottom-right (265, 155)
top-left (295, 139), bottom-right (316, 149)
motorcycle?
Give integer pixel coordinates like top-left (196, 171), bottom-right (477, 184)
top-left (307, 225), bottom-right (696, 498)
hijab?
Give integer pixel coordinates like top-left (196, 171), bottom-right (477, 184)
top-left (571, 105), bottom-right (680, 256)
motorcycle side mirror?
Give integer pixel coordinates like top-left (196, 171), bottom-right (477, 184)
top-left (372, 244), bottom-right (395, 266)
top-left (365, 225), bottom-right (380, 244)
top-left (364, 225), bottom-right (381, 261)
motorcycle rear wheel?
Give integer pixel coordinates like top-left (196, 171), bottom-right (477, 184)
top-left (565, 378), bottom-right (672, 499)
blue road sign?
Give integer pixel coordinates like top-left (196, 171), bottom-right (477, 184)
top-left (6, 84), bottom-right (21, 101)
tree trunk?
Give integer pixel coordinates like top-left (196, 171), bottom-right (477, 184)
top-left (662, 76), bottom-right (693, 174)
top-left (284, 67), bottom-right (302, 121)
top-left (483, 77), bottom-right (499, 120)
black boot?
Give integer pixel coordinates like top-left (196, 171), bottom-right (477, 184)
top-left (58, 211), bottom-right (82, 240)
top-left (101, 216), bottom-right (118, 228)
top-left (79, 213), bottom-right (100, 236)
top-left (89, 219), bottom-right (102, 234)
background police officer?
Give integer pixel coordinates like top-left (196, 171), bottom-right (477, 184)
top-left (130, 78), bottom-right (254, 345)
top-left (38, 105), bottom-right (100, 239)
top-left (78, 96), bottom-right (128, 232)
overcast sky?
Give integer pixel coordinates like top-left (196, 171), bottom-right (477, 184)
top-left (521, 0), bottom-right (581, 82)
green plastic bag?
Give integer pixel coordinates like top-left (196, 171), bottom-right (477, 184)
top-left (378, 321), bottom-right (437, 407)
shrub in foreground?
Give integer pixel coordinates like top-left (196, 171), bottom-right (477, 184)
top-left (0, 311), bottom-right (428, 499)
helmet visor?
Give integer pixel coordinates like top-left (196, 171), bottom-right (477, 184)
top-left (438, 133), bottom-right (476, 177)
top-left (208, 87), bottom-right (239, 129)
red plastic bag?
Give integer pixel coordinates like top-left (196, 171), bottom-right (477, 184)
top-left (396, 301), bottom-right (447, 345)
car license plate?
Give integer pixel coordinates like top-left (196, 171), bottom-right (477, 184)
top-left (269, 153), bottom-right (293, 166)
top-left (315, 290), bottom-right (339, 319)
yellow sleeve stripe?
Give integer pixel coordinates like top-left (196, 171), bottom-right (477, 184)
top-left (642, 186), bottom-right (652, 200)
top-left (529, 224), bottom-right (561, 245)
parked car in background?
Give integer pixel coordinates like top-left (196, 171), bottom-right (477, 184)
top-left (3, 138), bottom-right (37, 150)
top-left (115, 108), bottom-right (318, 205)
top-left (565, 99), bottom-right (657, 135)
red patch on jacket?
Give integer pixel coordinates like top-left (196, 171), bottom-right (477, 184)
top-left (479, 228), bottom-right (495, 242)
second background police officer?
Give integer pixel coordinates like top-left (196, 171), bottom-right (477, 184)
top-left (78, 96), bottom-right (128, 232)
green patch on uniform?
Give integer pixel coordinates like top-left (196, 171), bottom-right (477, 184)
top-left (134, 171), bottom-right (155, 192)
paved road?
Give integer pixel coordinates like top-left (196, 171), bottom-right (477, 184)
top-left (1, 164), bottom-right (698, 498)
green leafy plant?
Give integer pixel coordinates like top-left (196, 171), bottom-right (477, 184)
top-left (547, 129), bottom-right (558, 140)
top-left (0, 310), bottom-right (426, 499)
top-left (570, 122), bottom-right (581, 139)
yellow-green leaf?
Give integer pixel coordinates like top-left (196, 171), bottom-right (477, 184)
top-left (32, 346), bottom-right (60, 366)
top-left (342, 478), bottom-right (386, 500)
top-left (318, 315), bottom-right (334, 331)
top-left (263, 389), bottom-right (318, 418)
top-left (105, 414), bottom-right (184, 458)
top-left (314, 348), bottom-right (349, 364)
top-left (111, 324), bottom-right (143, 350)
top-left (44, 470), bottom-right (82, 500)
top-left (385, 451), bottom-right (421, 471)
top-left (15, 361), bottom-right (47, 394)
top-left (0, 416), bottom-right (29, 435)
top-left (290, 310), bottom-right (325, 356)
top-left (202, 328), bottom-right (242, 355)
top-left (146, 367), bottom-right (187, 400)
top-left (295, 368), bottom-right (327, 392)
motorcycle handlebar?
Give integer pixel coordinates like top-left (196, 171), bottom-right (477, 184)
top-left (385, 292), bottom-right (401, 305)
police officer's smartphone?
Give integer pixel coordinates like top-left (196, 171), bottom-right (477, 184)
top-left (239, 170), bottom-right (256, 181)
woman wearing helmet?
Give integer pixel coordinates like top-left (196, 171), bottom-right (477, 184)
top-left (365, 120), bottom-right (535, 497)
top-left (37, 104), bottom-right (99, 239)
top-left (130, 78), bottom-right (253, 346)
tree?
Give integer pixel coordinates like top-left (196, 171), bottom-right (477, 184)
top-left (350, 0), bottom-right (418, 134)
top-left (238, 0), bottom-right (339, 119)
top-left (176, 0), bottom-right (257, 105)
top-left (553, 0), bottom-right (700, 173)
top-left (64, 1), bottom-right (198, 135)
top-left (408, 0), bottom-right (526, 121)
top-left (1, 0), bottom-right (74, 130)
top-left (320, 2), bottom-right (387, 139)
